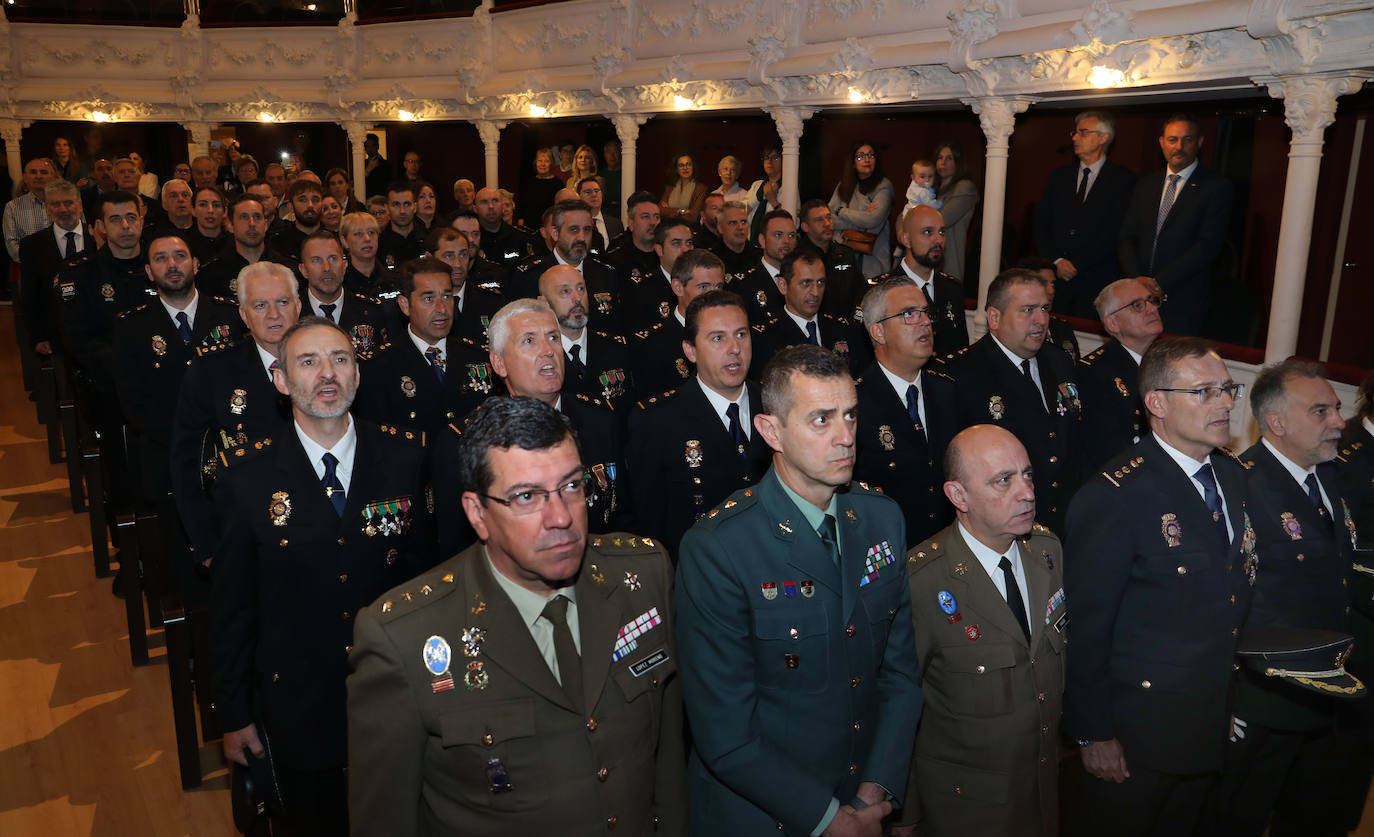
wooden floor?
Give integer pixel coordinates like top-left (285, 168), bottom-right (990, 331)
top-left (0, 311), bottom-right (234, 836)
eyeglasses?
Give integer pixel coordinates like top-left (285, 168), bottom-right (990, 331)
top-left (854, 152), bottom-right (876, 161)
top-left (1156, 383), bottom-right (1245, 404)
top-left (1107, 294), bottom-right (1166, 317)
top-left (875, 306), bottom-right (931, 326)
top-left (1070, 128), bottom-right (1106, 138)
top-left (479, 474), bottom-right (589, 515)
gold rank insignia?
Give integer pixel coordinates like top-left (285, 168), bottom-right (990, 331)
top-left (685, 440), bottom-right (703, 468)
top-left (659, 300), bottom-right (671, 318)
top-left (400, 375), bottom-right (417, 398)
top-left (756, 290), bottom-right (768, 308)
top-left (590, 563), bottom-right (605, 584)
top-left (675, 357), bottom-right (689, 378)
top-left (778, 520), bottom-right (792, 534)
top-left (1115, 377), bottom-right (1129, 397)
top-left (151, 335), bottom-right (167, 356)
top-left (877, 425), bottom-right (895, 451)
top-left (1161, 513), bottom-right (1182, 548)
top-left (954, 560), bottom-right (969, 576)
top-left (988, 395), bottom-right (1005, 420)
top-left (846, 509), bottom-right (858, 521)
top-left (471, 594), bottom-right (487, 615)
top-left (269, 491), bottom-right (292, 526)
top-left (230, 388), bottom-right (247, 415)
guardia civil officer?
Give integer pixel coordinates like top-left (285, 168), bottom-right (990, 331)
top-left (1063, 336), bottom-right (1254, 837)
top-left (347, 396), bottom-right (686, 836)
top-left (213, 316), bottom-right (432, 836)
top-left (676, 344), bottom-right (922, 836)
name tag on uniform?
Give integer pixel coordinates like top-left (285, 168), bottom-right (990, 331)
top-left (629, 649), bottom-right (669, 678)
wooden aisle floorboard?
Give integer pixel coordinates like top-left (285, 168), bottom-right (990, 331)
top-left (0, 311), bottom-right (233, 836)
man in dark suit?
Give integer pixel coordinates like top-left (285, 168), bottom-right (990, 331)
top-left (621, 217), bottom-right (693, 335)
top-left (676, 344), bottom-right (922, 836)
top-left (1117, 113), bottom-right (1234, 336)
top-left (750, 249), bottom-right (869, 379)
top-left (1203, 361), bottom-right (1363, 835)
top-left (20, 179), bottom-right (94, 357)
top-left (539, 264), bottom-right (632, 412)
top-left (213, 316), bottom-right (432, 836)
top-left (942, 269), bottom-right (1083, 535)
top-left (1033, 110), bottom-right (1138, 320)
top-left (797, 199), bottom-right (865, 321)
top-left (1078, 278), bottom-right (1165, 470)
top-left (347, 396), bottom-right (685, 836)
top-left (298, 231), bottom-right (388, 355)
top-left (853, 276), bottom-right (956, 548)
top-left (867, 205), bottom-right (969, 359)
top-left (506, 199), bottom-right (624, 336)
top-left (625, 290), bottom-right (771, 558)
top-left (1063, 337), bottom-right (1254, 837)
top-left (895, 425), bottom-right (1066, 837)
top-left (630, 249), bottom-right (725, 400)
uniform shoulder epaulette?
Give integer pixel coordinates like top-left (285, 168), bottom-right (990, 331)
top-left (1099, 454), bottom-right (1145, 487)
top-left (1080, 345), bottom-right (1108, 366)
top-left (589, 533), bottom-right (665, 556)
top-left (634, 321), bottom-right (666, 341)
top-left (635, 388), bottom-right (677, 410)
top-left (1217, 446), bottom-right (1250, 468)
top-left (217, 435), bottom-right (274, 469)
top-left (446, 420), bottom-right (465, 437)
top-left (952, 345), bottom-right (972, 357)
top-left (1023, 521), bottom-right (1064, 548)
top-left (573, 391), bottom-right (610, 410)
top-left (195, 339), bottom-right (236, 357)
top-left (699, 486), bottom-right (762, 524)
top-left (850, 480), bottom-right (885, 496)
top-left (752, 318), bottom-right (777, 334)
top-left (376, 562), bottom-right (461, 622)
top-left (593, 329), bottom-right (627, 346)
top-left (826, 313), bottom-right (851, 326)
top-left (456, 336), bottom-right (484, 351)
top-left (63, 251), bottom-right (93, 269)
top-left (355, 344), bottom-right (379, 362)
top-left (210, 295), bottom-right (236, 306)
top-left (351, 291), bottom-right (378, 305)
top-left (117, 302), bottom-right (151, 318)
top-left (905, 537), bottom-right (946, 572)
top-left (378, 423), bottom-right (427, 446)
top-left (362, 340), bottom-right (393, 357)
top-left (925, 366), bottom-right (955, 382)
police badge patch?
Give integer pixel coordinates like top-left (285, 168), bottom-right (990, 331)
top-left (400, 375), bottom-right (417, 397)
top-left (269, 491), bottom-right (292, 526)
top-left (659, 300), bottom-right (670, 319)
top-left (151, 335), bottom-right (167, 356)
top-left (988, 395), bottom-right (1005, 420)
top-left (877, 425), bottom-right (895, 451)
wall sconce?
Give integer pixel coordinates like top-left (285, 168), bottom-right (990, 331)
top-left (1088, 65), bottom-right (1126, 89)
top-left (673, 95), bottom-right (695, 111)
top-left (528, 104), bottom-right (548, 118)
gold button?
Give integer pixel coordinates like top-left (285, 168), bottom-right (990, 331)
top-left (597, 767), bottom-right (609, 782)
top-left (1049, 456), bottom-right (1058, 464)
top-left (954, 787), bottom-right (963, 796)
top-left (482, 733), bottom-right (494, 747)
top-left (846, 625), bottom-right (857, 638)
top-left (337, 537), bottom-right (346, 547)
top-left (586, 718), bottom-right (598, 732)
top-left (344, 644), bottom-right (352, 653)
top-left (1141, 680), bottom-right (1151, 689)
top-left (789, 628), bottom-right (799, 639)
top-left (606, 815), bottom-right (618, 829)
top-left (1297, 554), bottom-right (1305, 562)
top-left (1230, 594), bottom-right (1236, 604)
top-left (279, 538), bottom-right (289, 547)
top-left (651, 677), bottom-right (659, 686)
top-left (977, 665), bottom-right (986, 674)
top-left (853, 721), bottom-right (862, 732)
top-left (341, 611), bottom-right (352, 620)
top-left (272, 672), bottom-right (279, 682)
top-left (1177, 566), bottom-right (1187, 575)
top-left (1041, 723), bottom-right (1049, 735)
top-left (1049, 432), bottom-right (1056, 439)
top-left (1040, 756), bottom-right (1049, 765)
top-left (1037, 692), bottom-right (1046, 703)
top-left (409, 411), bottom-right (416, 419)
top-left (851, 676), bottom-right (861, 688)
top-left (339, 573), bottom-right (349, 583)
top-left (849, 764), bottom-right (857, 775)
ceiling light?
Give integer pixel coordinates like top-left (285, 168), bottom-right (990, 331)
top-left (1089, 66), bottom-right (1126, 89)
top-left (528, 104), bottom-right (548, 118)
top-left (673, 95), bottom-right (694, 111)
top-left (847, 87), bottom-right (865, 103)
top-left (258, 111), bottom-right (275, 122)
top-left (397, 110), bottom-right (415, 121)
top-left (88, 111), bottom-right (111, 123)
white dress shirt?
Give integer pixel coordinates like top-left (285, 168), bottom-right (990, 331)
top-left (956, 522), bottom-right (1033, 631)
top-left (697, 377), bottom-right (751, 440)
top-left (160, 288), bottom-right (200, 327)
top-left (990, 332), bottom-right (1046, 409)
top-left (1153, 431), bottom-right (1234, 541)
top-left (295, 413), bottom-right (357, 494)
top-left (876, 361), bottom-right (927, 429)
top-left (1262, 437), bottom-right (1332, 517)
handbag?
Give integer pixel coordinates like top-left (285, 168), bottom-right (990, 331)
top-left (840, 229), bottom-right (877, 255)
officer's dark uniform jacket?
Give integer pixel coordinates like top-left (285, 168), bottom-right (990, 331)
top-left (377, 225), bottom-right (426, 268)
top-left (210, 420), bottom-right (433, 771)
top-left (1048, 316), bottom-right (1081, 365)
top-left (619, 264), bottom-right (676, 336)
top-left (604, 242), bottom-right (661, 316)
top-left (57, 246), bottom-right (153, 391)
top-left (810, 240), bottom-right (865, 320)
top-left (1064, 437), bottom-right (1255, 775)
top-left (749, 311), bottom-right (870, 379)
top-left (864, 267), bottom-right (969, 359)
top-left (506, 253), bottom-right (624, 336)
top-left (195, 245), bottom-right (291, 302)
top-left (562, 330), bottom-right (632, 411)
top-left (1077, 338), bottom-right (1146, 471)
top-left (562, 392), bottom-right (624, 533)
top-left (710, 241), bottom-right (761, 284)
top-left (452, 284), bottom-right (504, 347)
top-left (301, 290), bottom-right (389, 355)
top-left (630, 317), bottom-right (692, 401)
top-left (477, 222), bottom-right (532, 276)
top-left (732, 263), bottom-right (784, 327)
top-left (20, 223), bottom-right (96, 350)
top-left (353, 335), bottom-right (497, 438)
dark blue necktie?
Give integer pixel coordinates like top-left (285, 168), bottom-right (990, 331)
top-left (322, 452), bottom-right (346, 517)
top-left (1194, 463), bottom-right (1229, 543)
top-left (175, 311), bottom-right (193, 344)
top-left (905, 383), bottom-right (929, 450)
top-left (805, 320), bottom-right (820, 346)
top-left (568, 343), bottom-right (587, 379)
top-left (424, 346), bottom-right (445, 383)
top-left (320, 302), bottom-right (337, 323)
top-left (726, 402), bottom-right (747, 455)
top-left (1305, 473), bottom-right (1333, 530)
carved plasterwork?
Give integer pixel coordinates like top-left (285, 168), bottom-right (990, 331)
top-left (43, 85), bottom-right (155, 122)
top-left (1061, 1), bottom-right (1135, 52)
top-left (1261, 72), bottom-right (1371, 145)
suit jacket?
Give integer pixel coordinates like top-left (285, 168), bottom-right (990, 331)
top-left (853, 362), bottom-right (957, 548)
top-left (676, 469), bottom-right (923, 835)
top-left (865, 268), bottom-right (970, 359)
top-left (1063, 437), bottom-right (1254, 774)
top-left (210, 421), bottom-right (433, 770)
top-left (749, 311), bottom-right (870, 379)
top-left (112, 295), bottom-right (243, 501)
top-left (562, 329), bottom-right (633, 411)
top-left (944, 336), bottom-right (1084, 535)
top-left (624, 380), bottom-right (772, 558)
top-left (347, 539), bottom-right (686, 837)
top-left (353, 336), bottom-right (497, 437)
top-left (1033, 159), bottom-right (1137, 319)
top-left (1117, 165), bottom-right (1234, 334)
top-left (901, 524), bottom-right (1066, 836)
top-left (170, 339), bottom-right (291, 562)
top-left (19, 223), bottom-right (96, 347)
top-left (300, 290), bottom-right (390, 354)
top-left (1237, 443), bottom-right (1361, 730)
top-left (1077, 338), bottom-right (1145, 471)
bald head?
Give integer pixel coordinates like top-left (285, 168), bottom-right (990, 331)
top-left (538, 264), bottom-right (589, 335)
top-left (944, 425), bottom-right (1037, 551)
top-left (554, 188), bottom-right (579, 204)
top-left (899, 204), bottom-right (947, 274)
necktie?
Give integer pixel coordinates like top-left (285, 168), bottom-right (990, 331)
top-left (268, 359), bottom-right (280, 379)
top-left (1193, 463), bottom-right (1229, 543)
top-left (1076, 167), bottom-right (1090, 204)
top-left (1020, 359), bottom-right (1046, 411)
top-left (321, 452), bottom-right (346, 517)
top-left (1153, 174), bottom-right (1182, 271)
top-left (817, 513), bottom-right (839, 567)
top-left (320, 302), bottom-right (337, 323)
top-left (64, 230), bottom-right (76, 259)
top-left (568, 343), bottom-right (587, 379)
top-left (542, 595), bottom-right (583, 712)
top-left (175, 311), bottom-right (193, 344)
top-left (805, 320), bottom-right (820, 346)
top-left (921, 283), bottom-right (933, 305)
top-left (424, 346), bottom-right (445, 383)
top-left (725, 402), bottom-right (747, 454)
top-left (1305, 473), bottom-right (1333, 529)
top-left (999, 556), bottom-right (1031, 643)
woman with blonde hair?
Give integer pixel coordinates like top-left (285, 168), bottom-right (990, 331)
top-left (565, 144), bottom-right (599, 191)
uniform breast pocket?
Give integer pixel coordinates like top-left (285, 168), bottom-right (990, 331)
top-left (936, 641), bottom-right (1019, 718)
top-left (754, 609), bottom-right (830, 693)
top-left (438, 698), bottom-right (547, 812)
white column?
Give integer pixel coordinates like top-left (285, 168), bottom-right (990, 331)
top-left (183, 121), bottom-right (216, 165)
top-left (966, 96), bottom-right (1035, 335)
top-left (610, 114), bottom-right (649, 213)
top-left (0, 120), bottom-right (23, 190)
top-left (767, 106), bottom-right (816, 218)
top-left (1259, 73), bottom-right (1369, 363)
top-left (344, 121), bottom-right (369, 201)
top-left (474, 120), bottom-right (506, 189)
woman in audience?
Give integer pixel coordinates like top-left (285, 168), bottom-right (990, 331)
top-left (340, 211), bottom-right (388, 297)
top-left (129, 151), bottom-right (159, 199)
top-left (565, 144), bottom-right (599, 191)
top-left (499, 189), bottom-right (519, 227)
top-left (321, 195), bottom-right (343, 234)
top-left (746, 146), bottom-right (783, 240)
top-left (660, 153), bottom-right (708, 223)
top-left (325, 167), bottom-right (364, 213)
top-left (52, 137), bottom-right (89, 187)
top-left (518, 148), bottom-right (564, 228)
top-left (415, 181), bottom-right (438, 233)
top-left (933, 141), bottom-right (981, 283)
top-left (712, 155), bottom-right (748, 202)
top-left (829, 140), bottom-right (894, 277)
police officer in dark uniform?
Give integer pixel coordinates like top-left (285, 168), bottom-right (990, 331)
top-left (197, 193), bottom-right (287, 302)
top-left (732, 208), bottom-right (796, 326)
top-left (297, 230), bottom-right (389, 355)
top-left (339, 209), bottom-right (393, 300)
top-left (170, 262), bottom-right (299, 565)
top-left (213, 316), bottom-right (433, 837)
top-left (621, 216), bottom-right (693, 335)
top-left (853, 276), bottom-right (957, 548)
top-left (447, 210), bottom-right (507, 295)
top-left (603, 190), bottom-right (662, 297)
top-left (629, 249), bottom-right (726, 401)
top-left (1063, 337), bottom-right (1254, 837)
top-left (430, 226), bottom-right (502, 346)
top-left (1203, 360), bottom-right (1364, 835)
top-left (475, 186), bottom-right (532, 277)
top-left (505, 199), bottom-right (624, 336)
top-left (709, 200), bottom-right (761, 283)
top-left (265, 178), bottom-right (324, 269)
top-left (865, 204), bottom-right (969, 358)
top-left (749, 248), bottom-right (869, 379)
top-left (353, 256), bottom-right (496, 438)
top-left (377, 182), bottom-right (427, 268)
top-left (539, 264), bottom-right (633, 412)
top-left (488, 297), bottom-right (623, 532)
top-left (625, 290), bottom-right (770, 558)
top-left (185, 185), bottom-right (231, 264)
top-left (1017, 256), bottom-right (1083, 363)
top-left (1078, 278), bottom-right (1164, 471)
top-left (943, 268), bottom-right (1083, 536)
top-left (797, 199), bottom-right (865, 320)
